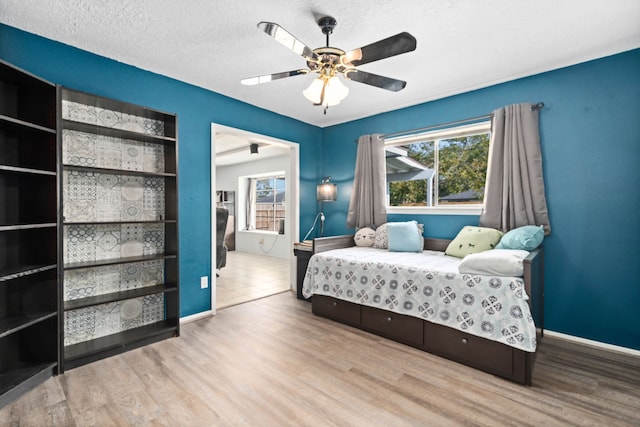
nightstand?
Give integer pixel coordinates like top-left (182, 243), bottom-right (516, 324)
top-left (293, 241), bottom-right (313, 301)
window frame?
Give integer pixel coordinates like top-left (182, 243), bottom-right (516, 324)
top-left (384, 121), bottom-right (491, 215)
top-left (254, 174), bottom-right (286, 232)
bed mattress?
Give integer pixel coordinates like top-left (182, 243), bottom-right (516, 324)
top-left (302, 247), bottom-right (537, 352)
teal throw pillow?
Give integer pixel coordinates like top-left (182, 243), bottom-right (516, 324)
top-left (496, 225), bottom-right (544, 251)
top-left (387, 221), bottom-right (423, 253)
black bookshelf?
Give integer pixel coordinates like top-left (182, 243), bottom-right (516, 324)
top-left (64, 284), bottom-right (177, 311)
top-left (64, 321), bottom-right (177, 370)
top-left (0, 60), bottom-right (58, 409)
top-left (62, 119), bottom-right (176, 145)
top-left (64, 253), bottom-right (177, 271)
top-left (59, 87), bottom-right (179, 372)
top-left (64, 164), bottom-right (176, 178)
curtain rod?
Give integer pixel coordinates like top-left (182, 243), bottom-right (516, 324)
top-left (378, 102), bottom-right (544, 140)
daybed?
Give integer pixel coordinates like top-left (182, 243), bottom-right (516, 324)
top-left (301, 233), bottom-right (544, 385)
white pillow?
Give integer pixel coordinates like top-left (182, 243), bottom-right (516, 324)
top-left (458, 249), bottom-right (530, 277)
top-left (354, 227), bottom-right (376, 247)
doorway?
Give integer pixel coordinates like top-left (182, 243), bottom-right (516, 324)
top-left (216, 251), bottom-right (290, 308)
top-left (210, 124), bottom-right (299, 313)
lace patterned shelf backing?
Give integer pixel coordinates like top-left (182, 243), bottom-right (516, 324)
top-left (60, 99), bottom-right (172, 349)
top-left (62, 100), bottom-right (167, 173)
top-left (63, 171), bottom-right (165, 223)
top-left (64, 293), bottom-right (165, 346)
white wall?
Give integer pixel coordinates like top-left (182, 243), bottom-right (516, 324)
top-left (217, 154), bottom-right (292, 259)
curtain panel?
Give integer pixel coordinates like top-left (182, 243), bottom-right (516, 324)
top-left (480, 103), bottom-right (551, 234)
top-left (347, 134), bottom-right (387, 229)
top-left (245, 177), bottom-right (256, 230)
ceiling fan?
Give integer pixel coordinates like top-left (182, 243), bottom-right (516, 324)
top-left (241, 16), bottom-right (417, 114)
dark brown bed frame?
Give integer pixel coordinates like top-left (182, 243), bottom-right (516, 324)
top-left (309, 235), bottom-right (544, 385)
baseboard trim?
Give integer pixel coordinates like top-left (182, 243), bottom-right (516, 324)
top-left (180, 310), bottom-right (214, 324)
top-left (545, 330), bottom-right (640, 357)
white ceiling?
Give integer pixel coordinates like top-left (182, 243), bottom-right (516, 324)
top-left (2, 0), bottom-right (639, 130)
top-left (214, 132), bottom-right (290, 167)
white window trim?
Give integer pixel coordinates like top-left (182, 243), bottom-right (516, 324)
top-left (384, 121), bottom-right (491, 215)
top-left (385, 122), bottom-right (491, 145)
top-left (237, 229), bottom-right (279, 236)
top-left (387, 206), bottom-right (484, 216)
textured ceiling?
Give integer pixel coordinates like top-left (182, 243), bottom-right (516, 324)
top-left (2, 0), bottom-right (639, 128)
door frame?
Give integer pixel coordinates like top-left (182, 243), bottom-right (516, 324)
top-left (210, 123), bottom-right (300, 314)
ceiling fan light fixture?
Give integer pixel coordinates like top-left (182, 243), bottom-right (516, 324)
top-left (303, 75), bottom-right (349, 107)
top-left (244, 17), bottom-right (416, 115)
top-left (302, 77), bottom-right (324, 104)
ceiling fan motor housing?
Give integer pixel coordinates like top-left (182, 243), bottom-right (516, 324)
top-left (307, 47), bottom-right (346, 73)
top-left (309, 16), bottom-right (348, 75)
top-left (318, 16), bottom-right (337, 35)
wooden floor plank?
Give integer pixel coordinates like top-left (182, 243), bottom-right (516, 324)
top-left (1, 291), bottom-right (639, 426)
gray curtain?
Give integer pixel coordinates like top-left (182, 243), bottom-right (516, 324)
top-left (480, 103), bottom-right (551, 234)
top-left (245, 178), bottom-right (256, 230)
top-left (347, 134), bottom-right (387, 229)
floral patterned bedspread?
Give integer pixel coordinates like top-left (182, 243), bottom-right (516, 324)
top-left (302, 247), bottom-right (536, 352)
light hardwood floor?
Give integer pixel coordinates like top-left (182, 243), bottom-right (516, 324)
top-left (1, 292), bottom-right (639, 426)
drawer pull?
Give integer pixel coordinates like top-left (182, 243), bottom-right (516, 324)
top-left (332, 301), bottom-right (337, 307)
top-left (386, 317), bottom-right (392, 323)
top-left (461, 338), bottom-right (468, 345)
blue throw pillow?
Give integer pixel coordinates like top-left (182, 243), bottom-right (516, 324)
top-left (387, 221), bottom-right (423, 252)
top-left (496, 225), bottom-right (544, 251)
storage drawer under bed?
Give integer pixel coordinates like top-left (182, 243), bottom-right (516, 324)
top-left (361, 305), bottom-right (423, 347)
top-left (311, 295), bottom-right (534, 384)
top-left (312, 295), bottom-right (361, 327)
top-left (424, 321), bottom-right (522, 379)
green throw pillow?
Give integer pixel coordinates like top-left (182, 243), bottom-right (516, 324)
top-left (445, 226), bottom-right (504, 258)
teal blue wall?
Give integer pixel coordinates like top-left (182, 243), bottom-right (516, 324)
top-left (322, 49), bottom-right (640, 350)
top-left (2, 23), bottom-right (638, 350)
top-left (0, 24), bottom-right (323, 317)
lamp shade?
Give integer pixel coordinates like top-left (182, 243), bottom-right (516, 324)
top-left (317, 181), bottom-right (337, 201)
top-left (303, 76), bottom-right (349, 107)
top-left (302, 78), bottom-right (324, 104)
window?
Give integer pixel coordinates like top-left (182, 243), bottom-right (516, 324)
top-left (385, 122), bottom-right (490, 210)
top-left (255, 175), bottom-right (286, 231)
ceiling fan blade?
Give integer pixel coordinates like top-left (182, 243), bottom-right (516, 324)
top-left (257, 22), bottom-right (319, 61)
top-left (343, 32), bottom-right (416, 66)
top-left (241, 69), bottom-right (308, 86)
top-left (345, 70), bottom-right (407, 92)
